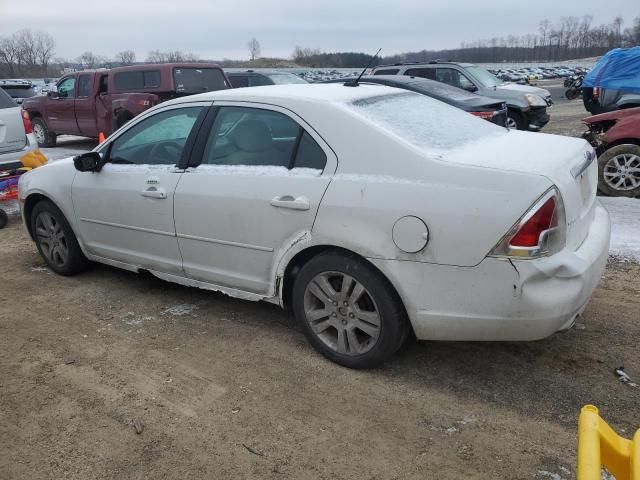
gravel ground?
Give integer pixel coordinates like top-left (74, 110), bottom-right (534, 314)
top-left (1, 92), bottom-right (638, 480)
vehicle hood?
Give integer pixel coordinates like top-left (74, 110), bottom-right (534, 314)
top-left (583, 106), bottom-right (640, 124)
top-left (443, 130), bottom-right (597, 252)
top-left (496, 83), bottom-right (551, 98)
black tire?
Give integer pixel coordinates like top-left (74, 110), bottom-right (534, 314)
top-left (292, 250), bottom-right (409, 369)
top-left (597, 144), bottom-right (640, 198)
top-left (506, 109), bottom-right (526, 130)
top-left (31, 117), bottom-right (57, 148)
top-left (30, 200), bottom-right (90, 275)
top-left (0, 209), bottom-right (7, 229)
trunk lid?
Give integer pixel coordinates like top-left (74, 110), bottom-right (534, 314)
top-left (444, 130), bottom-right (598, 252)
top-left (0, 106), bottom-right (26, 154)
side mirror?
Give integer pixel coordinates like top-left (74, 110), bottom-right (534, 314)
top-left (47, 90), bottom-right (58, 98)
top-left (463, 84), bottom-right (478, 93)
top-left (73, 152), bottom-right (102, 172)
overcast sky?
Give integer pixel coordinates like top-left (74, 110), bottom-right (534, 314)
top-left (0, 0), bottom-right (637, 61)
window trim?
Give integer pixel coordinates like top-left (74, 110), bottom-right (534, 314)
top-left (186, 102), bottom-right (336, 174)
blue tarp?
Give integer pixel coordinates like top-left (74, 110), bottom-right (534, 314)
top-left (583, 47), bottom-right (640, 93)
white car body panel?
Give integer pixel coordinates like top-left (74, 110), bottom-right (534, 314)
top-left (18, 84), bottom-right (610, 342)
top-left (0, 104), bottom-right (37, 166)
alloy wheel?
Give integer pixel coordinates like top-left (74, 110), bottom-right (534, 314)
top-left (505, 116), bottom-right (518, 129)
top-left (303, 272), bottom-right (381, 356)
top-left (33, 123), bottom-right (46, 144)
top-left (603, 153), bottom-right (640, 191)
top-left (35, 211), bottom-right (69, 268)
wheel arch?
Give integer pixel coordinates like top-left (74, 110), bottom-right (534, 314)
top-left (23, 193), bottom-right (65, 240)
top-left (279, 244), bottom-right (411, 333)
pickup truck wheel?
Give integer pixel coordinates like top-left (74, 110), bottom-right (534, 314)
top-left (598, 144), bottom-right (640, 197)
top-left (32, 117), bottom-right (57, 148)
top-left (506, 109), bottom-right (525, 130)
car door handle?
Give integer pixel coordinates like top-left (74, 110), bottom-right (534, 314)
top-left (141, 186), bottom-right (167, 199)
top-left (270, 195), bottom-right (310, 211)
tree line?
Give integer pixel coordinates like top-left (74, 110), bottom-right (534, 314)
top-left (293, 15), bottom-right (640, 67)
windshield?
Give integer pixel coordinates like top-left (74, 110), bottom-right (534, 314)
top-left (265, 73), bottom-right (308, 85)
top-left (465, 66), bottom-right (504, 88)
top-left (173, 68), bottom-right (229, 94)
top-left (348, 92), bottom-right (504, 153)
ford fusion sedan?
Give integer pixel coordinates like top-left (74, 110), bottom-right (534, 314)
top-left (18, 84), bottom-right (610, 368)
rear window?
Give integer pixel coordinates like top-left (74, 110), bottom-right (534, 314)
top-left (348, 92), bottom-right (504, 152)
top-left (173, 68), bottom-right (228, 94)
top-left (0, 88), bottom-right (17, 109)
top-left (2, 87), bottom-right (36, 99)
top-left (114, 70), bottom-right (161, 91)
top-left (373, 69), bottom-right (399, 75)
top-left (265, 73), bottom-right (308, 85)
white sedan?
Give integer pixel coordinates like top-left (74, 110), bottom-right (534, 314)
top-left (18, 84), bottom-right (610, 368)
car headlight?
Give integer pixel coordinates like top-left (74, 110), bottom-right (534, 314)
top-left (524, 94), bottom-right (547, 107)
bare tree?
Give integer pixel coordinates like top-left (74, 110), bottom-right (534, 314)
top-left (247, 38), bottom-right (261, 61)
top-left (77, 51), bottom-right (106, 68)
top-left (146, 50), bottom-right (199, 63)
top-left (115, 50), bottom-right (136, 65)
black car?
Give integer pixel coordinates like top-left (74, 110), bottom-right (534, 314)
top-left (0, 79), bottom-right (38, 105)
top-left (323, 75), bottom-right (507, 126)
top-left (226, 70), bottom-right (308, 88)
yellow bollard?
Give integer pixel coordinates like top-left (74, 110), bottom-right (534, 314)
top-left (578, 405), bottom-right (640, 480)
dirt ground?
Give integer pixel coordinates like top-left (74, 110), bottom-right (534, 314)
top-left (1, 94), bottom-right (639, 480)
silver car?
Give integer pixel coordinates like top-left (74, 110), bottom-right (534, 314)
top-left (0, 88), bottom-right (37, 170)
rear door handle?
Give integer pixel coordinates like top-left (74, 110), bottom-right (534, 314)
top-left (270, 195), bottom-right (310, 211)
top-left (141, 186), bottom-right (167, 199)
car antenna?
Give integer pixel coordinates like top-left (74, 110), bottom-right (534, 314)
top-left (344, 48), bottom-right (382, 87)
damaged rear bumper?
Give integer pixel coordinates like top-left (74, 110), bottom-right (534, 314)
top-left (369, 203), bottom-right (610, 341)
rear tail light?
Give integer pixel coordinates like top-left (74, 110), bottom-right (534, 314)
top-left (21, 108), bottom-right (33, 134)
top-left (470, 111), bottom-right (495, 121)
top-left (489, 188), bottom-right (566, 259)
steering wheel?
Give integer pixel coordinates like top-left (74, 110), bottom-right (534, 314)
top-left (149, 141), bottom-right (183, 164)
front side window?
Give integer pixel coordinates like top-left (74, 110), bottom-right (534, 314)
top-left (435, 68), bottom-right (475, 90)
top-left (201, 106), bottom-right (326, 171)
top-left (77, 75), bottom-right (91, 98)
top-left (108, 107), bottom-right (202, 165)
top-left (57, 77), bottom-right (75, 98)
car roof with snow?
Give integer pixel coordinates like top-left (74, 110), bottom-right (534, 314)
top-left (164, 83), bottom-right (405, 107)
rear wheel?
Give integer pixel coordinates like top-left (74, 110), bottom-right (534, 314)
top-left (506, 109), bottom-right (525, 130)
top-left (31, 200), bottom-right (90, 275)
top-left (598, 145), bottom-right (640, 197)
top-left (292, 251), bottom-right (408, 369)
top-left (31, 117), bottom-right (56, 148)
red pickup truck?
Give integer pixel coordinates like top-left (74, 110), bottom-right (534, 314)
top-left (22, 63), bottom-right (230, 147)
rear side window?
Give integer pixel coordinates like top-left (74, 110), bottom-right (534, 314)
top-left (114, 70), bottom-right (161, 91)
top-left (228, 75), bottom-right (249, 88)
top-left (0, 88), bottom-right (17, 108)
top-left (201, 106), bottom-right (326, 171)
top-left (405, 68), bottom-right (436, 80)
top-left (373, 69), bottom-right (399, 75)
top-left (173, 68), bottom-right (228, 94)
top-left (77, 75), bottom-right (91, 98)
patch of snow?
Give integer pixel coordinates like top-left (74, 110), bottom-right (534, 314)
top-left (536, 470), bottom-right (565, 480)
top-left (445, 426), bottom-right (458, 435)
top-left (600, 197), bottom-right (640, 262)
top-left (162, 303), bottom-right (198, 316)
top-left (458, 414), bottom-right (478, 425)
top-left (29, 266), bottom-right (50, 273)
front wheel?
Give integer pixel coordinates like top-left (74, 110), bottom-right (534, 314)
top-left (506, 109), bottom-right (525, 130)
top-left (598, 144), bottom-right (640, 197)
top-left (31, 117), bottom-right (57, 148)
top-left (31, 200), bottom-right (90, 275)
top-left (292, 251), bottom-right (408, 369)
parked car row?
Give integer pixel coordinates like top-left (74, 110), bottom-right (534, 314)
top-left (489, 65), bottom-right (589, 83)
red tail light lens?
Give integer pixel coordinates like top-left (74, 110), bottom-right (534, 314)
top-left (489, 189), bottom-right (566, 259)
top-left (21, 109), bottom-right (33, 134)
top-left (470, 111), bottom-right (494, 121)
top-left (509, 197), bottom-right (557, 247)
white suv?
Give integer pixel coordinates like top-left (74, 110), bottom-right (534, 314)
top-left (0, 88), bottom-right (37, 170)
